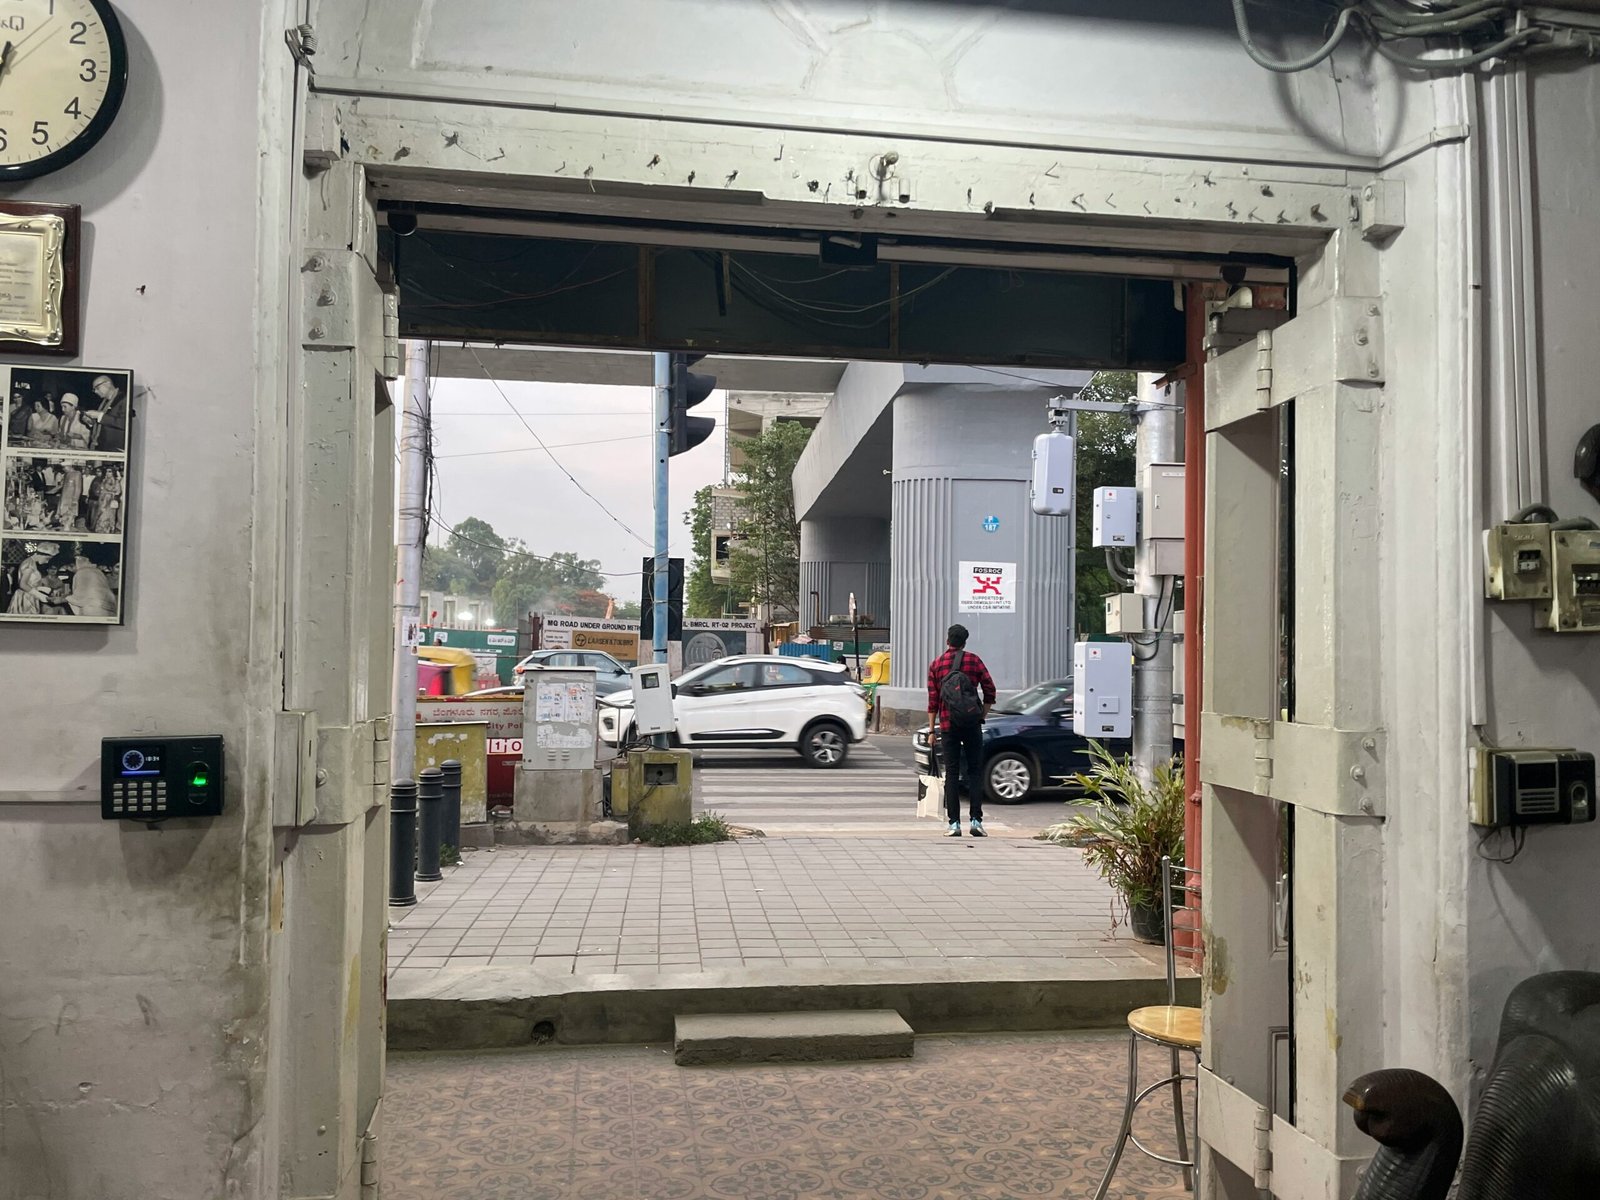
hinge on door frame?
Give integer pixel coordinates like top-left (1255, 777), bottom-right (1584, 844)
top-left (1254, 1103), bottom-right (1274, 1190)
top-left (1254, 330), bottom-right (1273, 406)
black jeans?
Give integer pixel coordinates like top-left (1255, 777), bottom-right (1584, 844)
top-left (941, 723), bottom-right (985, 824)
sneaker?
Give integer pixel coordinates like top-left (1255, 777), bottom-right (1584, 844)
top-left (970, 820), bottom-right (987, 838)
top-left (946, 821), bottom-right (962, 837)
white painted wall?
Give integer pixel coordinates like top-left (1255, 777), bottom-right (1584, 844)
top-left (308, 0), bottom-right (1386, 167)
top-left (0, 2), bottom-right (294, 1196)
top-left (1465, 63), bottom-right (1600, 1076)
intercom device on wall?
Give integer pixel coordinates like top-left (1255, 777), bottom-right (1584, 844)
top-left (102, 736), bottom-right (225, 821)
top-left (1471, 747), bottom-right (1596, 828)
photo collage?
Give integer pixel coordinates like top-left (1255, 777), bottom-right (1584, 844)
top-left (1, 365), bottom-right (133, 624)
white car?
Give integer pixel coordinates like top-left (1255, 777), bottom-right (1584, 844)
top-left (598, 655), bottom-right (868, 767)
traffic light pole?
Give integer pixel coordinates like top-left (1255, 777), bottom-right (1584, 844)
top-left (651, 351), bottom-right (672, 677)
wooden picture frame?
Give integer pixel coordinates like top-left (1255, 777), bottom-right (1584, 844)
top-left (0, 202), bottom-right (82, 359)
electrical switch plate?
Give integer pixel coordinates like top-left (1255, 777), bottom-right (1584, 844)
top-left (1550, 528), bottom-right (1600, 632)
top-left (1484, 522), bottom-right (1553, 601)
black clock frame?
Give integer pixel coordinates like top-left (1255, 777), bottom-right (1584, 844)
top-left (0, 0), bottom-right (129, 183)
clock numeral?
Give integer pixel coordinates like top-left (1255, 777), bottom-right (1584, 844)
top-left (0, 128), bottom-right (7, 153)
top-left (69, 21), bottom-right (88, 46)
top-left (65, 98), bottom-right (83, 120)
top-left (80, 59), bottom-right (97, 83)
top-left (31, 120), bottom-right (48, 146)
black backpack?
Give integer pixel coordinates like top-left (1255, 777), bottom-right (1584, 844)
top-left (939, 652), bottom-right (985, 728)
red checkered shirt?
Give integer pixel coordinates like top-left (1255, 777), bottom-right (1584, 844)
top-left (927, 648), bottom-right (996, 726)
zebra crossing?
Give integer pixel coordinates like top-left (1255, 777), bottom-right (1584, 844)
top-left (692, 739), bottom-right (929, 835)
top-left (691, 737), bottom-right (1032, 837)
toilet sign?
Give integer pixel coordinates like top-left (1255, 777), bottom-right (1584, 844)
top-left (958, 561), bottom-right (1016, 613)
top-left (982, 515), bottom-right (1000, 533)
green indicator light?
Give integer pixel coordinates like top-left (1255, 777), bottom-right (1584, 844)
top-left (191, 770), bottom-right (209, 789)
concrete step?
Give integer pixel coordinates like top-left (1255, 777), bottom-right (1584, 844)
top-left (674, 1009), bottom-right (913, 1066)
top-left (387, 964), bottom-right (1197, 1052)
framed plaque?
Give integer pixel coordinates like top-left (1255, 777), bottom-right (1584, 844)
top-left (0, 203), bottom-right (81, 359)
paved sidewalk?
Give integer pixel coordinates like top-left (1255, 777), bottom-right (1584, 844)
top-left (388, 837), bottom-right (1158, 982)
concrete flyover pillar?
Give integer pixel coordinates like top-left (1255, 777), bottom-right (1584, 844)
top-left (878, 387), bottom-right (1074, 728)
top-left (798, 517), bottom-right (890, 627)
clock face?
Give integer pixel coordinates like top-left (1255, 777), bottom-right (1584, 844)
top-left (0, 0), bottom-right (128, 181)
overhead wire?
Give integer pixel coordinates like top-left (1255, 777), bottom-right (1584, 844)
top-left (464, 345), bottom-right (652, 548)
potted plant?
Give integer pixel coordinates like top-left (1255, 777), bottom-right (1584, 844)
top-left (1042, 741), bottom-right (1186, 944)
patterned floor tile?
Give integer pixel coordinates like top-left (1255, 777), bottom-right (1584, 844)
top-left (383, 1033), bottom-right (1191, 1199)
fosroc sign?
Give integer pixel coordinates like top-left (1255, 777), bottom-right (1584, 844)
top-left (958, 561), bottom-right (1016, 614)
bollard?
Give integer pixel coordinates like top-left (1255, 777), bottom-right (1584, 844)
top-left (440, 759), bottom-right (463, 852)
top-left (388, 780), bottom-right (419, 907)
top-left (417, 768), bottom-right (444, 883)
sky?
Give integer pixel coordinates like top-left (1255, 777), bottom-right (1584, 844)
top-left (422, 378), bottom-right (729, 600)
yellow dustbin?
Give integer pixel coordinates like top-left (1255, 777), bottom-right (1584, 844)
top-left (863, 650), bottom-right (891, 686)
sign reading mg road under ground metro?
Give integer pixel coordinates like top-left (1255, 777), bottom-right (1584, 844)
top-left (958, 561), bottom-right (1016, 614)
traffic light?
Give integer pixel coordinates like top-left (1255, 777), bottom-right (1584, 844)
top-left (669, 352), bottom-right (717, 457)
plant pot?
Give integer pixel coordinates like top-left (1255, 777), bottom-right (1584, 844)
top-left (1129, 898), bottom-right (1166, 945)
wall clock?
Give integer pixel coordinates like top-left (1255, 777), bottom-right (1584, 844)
top-left (0, 0), bottom-right (129, 181)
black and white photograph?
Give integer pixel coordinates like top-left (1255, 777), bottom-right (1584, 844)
top-left (4, 456), bottom-right (125, 536)
top-left (3, 366), bottom-right (132, 455)
top-left (1, 537), bottom-right (123, 623)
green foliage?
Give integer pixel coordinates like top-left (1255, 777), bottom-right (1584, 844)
top-left (1073, 373), bottom-right (1138, 636)
top-left (1040, 741), bottom-right (1185, 913)
top-left (728, 421), bottom-right (813, 621)
top-left (439, 843), bottom-right (462, 868)
top-left (447, 516), bottom-right (509, 591)
top-left (421, 540), bottom-right (476, 597)
top-left (491, 548), bottom-right (606, 624)
top-left (635, 812), bottom-right (734, 847)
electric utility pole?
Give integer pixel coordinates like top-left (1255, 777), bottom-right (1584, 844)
top-left (1131, 373), bottom-right (1181, 786)
top-left (391, 338), bottom-right (430, 785)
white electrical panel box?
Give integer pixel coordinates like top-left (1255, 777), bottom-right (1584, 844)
top-left (1093, 487), bottom-right (1137, 547)
top-left (521, 667), bottom-right (598, 771)
top-left (1073, 641), bottom-right (1133, 740)
top-left (1140, 462), bottom-right (1186, 541)
top-left (629, 663), bottom-right (677, 737)
top-left (1105, 593), bottom-right (1145, 635)
top-left (1030, 430), bottom-right (1075, 516)
top-left (1551, 529), bottom-right (1600, 633)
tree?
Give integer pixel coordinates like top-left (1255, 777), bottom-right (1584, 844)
top-left (1073, 372), bottom-right (1138, 636)
top-left (728, 421), bottom-right (813, 622)
top-left (490, 547), bottom-right (605, 624)
top-left (447, 516), bottom-right (507, 591)
top-left (421, 539), bottom-right (477, 597)
top-left (684, 485), bottom-right (752, 618)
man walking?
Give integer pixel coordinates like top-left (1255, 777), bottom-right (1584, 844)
top-left (927, 623), bottom-right (996, 837)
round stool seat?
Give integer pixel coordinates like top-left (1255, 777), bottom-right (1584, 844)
top-left (1128, 1005), bottom-right (1202, 1049)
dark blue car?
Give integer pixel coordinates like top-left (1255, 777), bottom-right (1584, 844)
top-left (913, 678), bottom-right (1166, 804)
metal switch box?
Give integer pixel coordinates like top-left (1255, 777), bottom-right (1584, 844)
top-left (1105, 593), bottom-right (1145, 635)
top-left (522, 667), bottom-right (598, 771)
top-left (1073, 641), bottom-right (1133, 740)
top-left (1550, 529), bottom-right (1600, 632)
top-left (1140, 462), bottom-right (1187, 541)
top-left (1484, 522), bottom-right (1553, 601)
top-left (1093, 487), bottom-right (1137, 547)
top-left (102, 735), bottom-right (224, 820)
top-left (630, 663), bottom-right (676, 737)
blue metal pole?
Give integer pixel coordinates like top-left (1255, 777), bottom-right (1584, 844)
top-left (652, 352), bottom-right (671, 670)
